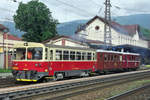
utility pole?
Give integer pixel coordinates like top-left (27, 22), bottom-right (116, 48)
top-left (104, 0), bottom-right (112, 47)
top-left (5, 32), bottom-right (8, 69)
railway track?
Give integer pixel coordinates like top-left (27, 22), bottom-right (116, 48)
top-left (107, 83), bottom-right (150, 100)
top-left (0, 77), bottom-right (18, 88)
top-left (0, 70), bottom-right (150, 100)
top-left (0, 67), bottom-right (147, 89)
top-left (27, 71), bottom-right (150, 100)
top-left (0, 77), bottom-right (34, 88)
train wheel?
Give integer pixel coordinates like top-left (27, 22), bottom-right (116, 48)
top-left (53, 76), bottom-right (58, 81)
top-left (42, 79), bottom-right (47, 83)
top-left (103, 70), bottom-right (108, 75)
top-left (53, 73), bottom-right (64, 81)
top-left (80, 71), bottom-right (89, 77)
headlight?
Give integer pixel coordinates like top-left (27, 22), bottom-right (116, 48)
top-left (45, 69), bottom-right (48, 72)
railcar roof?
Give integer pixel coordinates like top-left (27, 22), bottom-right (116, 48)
top-left (13, 42), bottom-right (45, 48)
top-left (96, 49), bottom-right (140, 56)
top-left (45, 44), bottom-right (95, 51)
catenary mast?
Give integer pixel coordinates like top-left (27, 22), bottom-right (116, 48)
top-left (104, 0), bottom-right (112, 47)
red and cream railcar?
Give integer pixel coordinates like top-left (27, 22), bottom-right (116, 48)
top-left (12, 42), bottom-right (96, 82)
top-left (12, 42), bottom-right (140, 82)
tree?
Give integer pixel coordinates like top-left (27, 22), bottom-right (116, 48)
top-left (14, 0), bottom-right (58, 42)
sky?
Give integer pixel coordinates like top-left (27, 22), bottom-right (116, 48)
top-left (0, 0), bottom-right (150, 22)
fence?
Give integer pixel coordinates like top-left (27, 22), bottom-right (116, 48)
top-left (0, 53), bottom-right (4, 69)
top-left (0, 53), bottom-right (12, 69)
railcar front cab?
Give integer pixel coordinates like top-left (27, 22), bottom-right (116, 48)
top-left (12, 42), bottom-right (49, 82)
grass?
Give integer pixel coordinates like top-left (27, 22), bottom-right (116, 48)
top-left (0, 69), bottom-right (12, 73)
top-left (110, 79), bottom-right (150, 96)
top-left (96, 79), bottom-right (150, 100)
top-left (144, 65), bottom-right (150, 67)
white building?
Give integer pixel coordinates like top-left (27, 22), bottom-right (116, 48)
top-left (43, 35), bottom-right (89, 48)
top-left (0, 24), bottom-right (24, 69)
top-left (0, 24), bottom-right (25, 53)
top-left (75, 16), bottom-right (149, 48)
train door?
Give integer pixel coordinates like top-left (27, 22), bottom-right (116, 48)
top-left (103, 53), bottom-right (108, 70)
top-left (45, 48), bottom-right (50, 75)
top-left (49, 49), bottom-right (53, 75)
top-left (103, 53), bottom-right (112, 70)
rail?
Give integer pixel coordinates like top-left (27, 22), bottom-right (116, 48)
top-left (107, 83), bottom-right (150, 100)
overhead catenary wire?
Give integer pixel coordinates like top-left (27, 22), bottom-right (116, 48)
top-left (98, 5), bottom-right (104, 17)
top-left (52, 0), bottom-right (96, 16)
top-left (112, 4), bottom-right (150, 13)
top-left (55, 0), bottom-right (94, 15)
top-left (0, 0), bottom-right (19, 21)
top-left (90, 0), bottom-right (103, 7)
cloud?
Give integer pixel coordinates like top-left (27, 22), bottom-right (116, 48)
top-left (0, 0), bottom-right (150, 22)
top-left (112, 0), bottom-right (150, 15)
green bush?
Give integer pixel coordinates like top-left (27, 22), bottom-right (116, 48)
top-left (0, 69), bottom-right (12, 73)
top-left (145, 65), bottom-right (150, 67)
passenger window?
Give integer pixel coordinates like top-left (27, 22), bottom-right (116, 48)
top-left (104, 54), bottom-right (107, 61)
top-left (136, 56), bottom-right (139, 61)
top-left (120, 56), bottom-right (122, 62)
top-left (125, 56), bottom-right (127, 61)
top-left (76, 52), bottom-right (81, 60)
top-left (87, 52), bottom-right (91, 60)
top-left (114, 55), bottom-right (117, 61)
top-left (63, 51), bottom-right (69, 60)
top-left (108, 55), bottom-right (110, 61)
top-left (82, 52), bottom-right (86, 60)
top-left (132, 56), bottom-right (134, 61)
top-left (45, 48), bottom-right (48, 60)
top-left (70, 51), bottom-right (75, 60)
top-left (130, 56), bottom-right (132, 61)
top-left (111, 55), bottom-right (113, 61)
top-left (50, 50), bottom-right (53, 60)
top-left (56, 50), bottom-right (62, 60)
top-left (93, 53), bottom-right (95, 60)
top-left (100, 53), bottom-right (103, 60)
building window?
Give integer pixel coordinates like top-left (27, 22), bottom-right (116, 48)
top-left (95, 26), bottom-right (100, 30)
